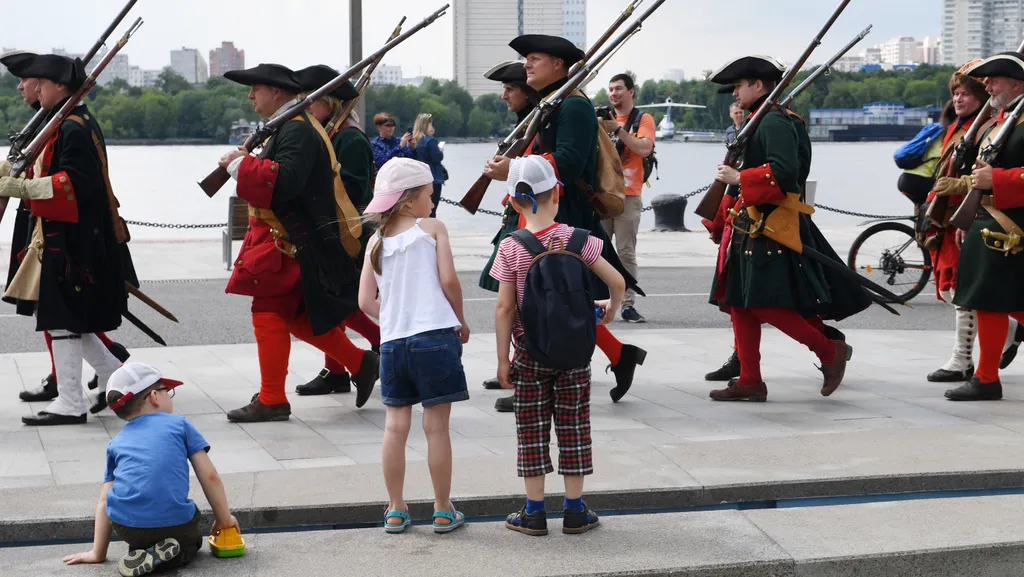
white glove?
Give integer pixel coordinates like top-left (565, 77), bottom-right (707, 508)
top-left (0, 176), bottom-right (55, 200)
top-left (0, 160), bottom-right (11, 176)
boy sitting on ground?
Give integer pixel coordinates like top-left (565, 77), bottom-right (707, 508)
top-left (63, 363), bottom-right (239, 576)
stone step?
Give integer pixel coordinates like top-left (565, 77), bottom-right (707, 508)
top-left (4, 424), bottom-right (1024, 543)
top-left (4, 495), bottom-right (1024, 577)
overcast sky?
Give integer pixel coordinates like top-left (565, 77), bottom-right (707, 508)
top-left (3, 0), bottom-right (940, 95)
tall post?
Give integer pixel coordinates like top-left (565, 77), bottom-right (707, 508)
top-left (350, 0), bottom-right (366, 126)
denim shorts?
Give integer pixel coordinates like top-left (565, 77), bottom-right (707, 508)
top-left (380, 328), bottom-right (469, 408)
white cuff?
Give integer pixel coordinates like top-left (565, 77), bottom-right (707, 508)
top-left (227, 156), bottom-right (244, 181)
top-left (0, 176), bottom-right (54, 200)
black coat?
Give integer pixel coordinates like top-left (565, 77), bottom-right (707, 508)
top-left (30, 103), bottom-right (126, 333)
top-left (260, 113), bottom-right (360, 335)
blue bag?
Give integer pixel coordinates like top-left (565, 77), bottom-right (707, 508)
top-left (894, 123), bottom-right (946, 170)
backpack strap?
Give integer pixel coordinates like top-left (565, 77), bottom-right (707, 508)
top-left (510, 229), bottom-right (548, 257)
top-left (565, 228), bottom-right (591, 256)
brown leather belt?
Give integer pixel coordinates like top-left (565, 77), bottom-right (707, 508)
top-left (248, 205), bottom-right (296, 257)
top-left (979, 196), bottom-right (1024, 256)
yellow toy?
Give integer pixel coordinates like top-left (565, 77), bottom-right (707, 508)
top-left (208, 526), bottom-right (246, 558)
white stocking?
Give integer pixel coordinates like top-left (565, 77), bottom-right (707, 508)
top-left (45, 331), bottom-right (87, 416)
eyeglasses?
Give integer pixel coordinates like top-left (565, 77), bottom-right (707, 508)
top-left (154, 387), bottom-right (176, 399)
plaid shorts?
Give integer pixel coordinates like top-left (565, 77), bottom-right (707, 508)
top-left (511, 343), bottom-right (593, 478)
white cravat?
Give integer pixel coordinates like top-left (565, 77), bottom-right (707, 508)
top-left (228, 98), bottom-right (299, 180)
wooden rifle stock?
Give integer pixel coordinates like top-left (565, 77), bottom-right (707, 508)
top-left (459, 131), bottom-right (534, 214)
top-left (950, 187), bottom-right (983, 230)
top-left (200, 167), bottom-right (232, 198)
top-left (694, 0), bottom-right (851, 222)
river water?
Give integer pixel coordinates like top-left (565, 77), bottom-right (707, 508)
top-left (0, 141), bottom-right (912, 241)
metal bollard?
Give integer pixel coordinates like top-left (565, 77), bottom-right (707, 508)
top-left (651, 194), bottom-right (688, 232)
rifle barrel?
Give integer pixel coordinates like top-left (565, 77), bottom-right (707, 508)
top-left (83, 0), bottom-right (140, 63)
top-left (569, 0), bottom-right (641, 77)
top-left (780, 24), bottom-right (872, 108)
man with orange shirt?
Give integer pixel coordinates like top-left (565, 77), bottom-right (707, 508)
top-left (601, 73), bottom-right (655, 323)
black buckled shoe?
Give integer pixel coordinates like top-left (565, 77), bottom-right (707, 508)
top-left (927, 366), bottom-right (974, 383)
top-left (90, 391), bottom-right (108, 415)
top-left (1001, 323), bottom-right (1024, 369)
top-left (505, 507), bottom-right (548, 536)
top-left (296, 368), bottom-right (352, 396)
top-left (22, 411), bottom-right (87, 426)
top-left (87, 374), bottom-right (99, 391)
top-left (705, 350), bottom-right (740, 382)
top-left (494, 395), bottom-right (514, 412)
top-left (945, 376), bottom-right (1003, 401)
top-left (483, 378), bottom-right (502, 390)
top-left (608, 344), bottom-right (647, 402)
top-left (108, 341), bottom-right (131, 363)
top-left (19, 374), bottom-right (57, 402)
top-left (352, 350), bottom-right (380, 408)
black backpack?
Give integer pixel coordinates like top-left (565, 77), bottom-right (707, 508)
top-left (511, 228), bottom-right (597, 370)
top-left (615, 107), bottom-right (659, 184)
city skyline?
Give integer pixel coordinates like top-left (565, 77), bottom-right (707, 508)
top-left (3, 0), bottom-right (939, 93)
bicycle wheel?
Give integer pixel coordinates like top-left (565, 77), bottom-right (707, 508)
top-left (847, 221), bottom-right (932, 303)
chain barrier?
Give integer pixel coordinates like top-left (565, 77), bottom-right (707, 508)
top-left (813, 205), bottom-right (909, 220)
top-left (120, 188), bottom-right (904, 229)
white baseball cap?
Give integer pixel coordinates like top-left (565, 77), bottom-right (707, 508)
top-left (507, 156), bottom-right (559, 213)
top-left (107, 363), bottom-right (184, 411)
top-left (364, 157), bottom-right (435, 214)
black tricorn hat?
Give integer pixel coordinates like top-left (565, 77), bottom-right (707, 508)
top-left (966, 52), bottom-right (1024, 82)
top-left (509, 35), bottom-right (585, 67)
top-left (484, 60), bottom-right (528, 84)
top-left (224, 63), bottom-right (302, 93)
top-left (717, 83), bottom-right (736, 94)
top-left (0, 50), bottom-right (39, 78)
top-left (20, 54), bottom-right (87, 91)
top-left (293, 65), bottom-right (359, 101)
top-left (710, 55), bottom-right (786, 85)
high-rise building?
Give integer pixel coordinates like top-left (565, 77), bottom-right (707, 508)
top-left (454, 0), bottom-right (584, 98)
top-left (170, 47), bottom-right (209, 84)
top-left (833, 35), bottom-right (941, 72)
top-left (209, 42), bottom-right (245, 77)
top-left (563, 0), bottom-right (586, 50)
top-left (371, 64), bottom-right (404, 86)
top-left (941, 0), bottom-right (1024, 66)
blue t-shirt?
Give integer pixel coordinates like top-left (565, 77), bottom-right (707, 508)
top-left (104, 412), bottom-right (210, 528)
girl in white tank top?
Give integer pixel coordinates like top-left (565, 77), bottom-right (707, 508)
top-left (358, 158), bottom-right (469, 535)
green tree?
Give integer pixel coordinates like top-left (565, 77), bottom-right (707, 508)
top-left (155, 67), bottom-right (191, 96)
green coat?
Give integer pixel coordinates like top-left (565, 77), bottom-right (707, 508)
top-left (710, 101), bottom-right (834, 314)
top-left (953, 112), bottom-right (1024, 312)
top-left (332, 124), bottom-right (375, 267)
top-left (479, 81), bottom-right (639, 299)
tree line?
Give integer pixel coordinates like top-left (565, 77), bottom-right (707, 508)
top-left (0, 64), bottom-right (962, 143)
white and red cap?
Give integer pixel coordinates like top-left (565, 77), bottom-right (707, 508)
top-left (364, 158), bottom-right (434, 214)
top-left (107, 363), bottom-right (184, 411)
top-left (507, 156), bottom-right (560, 213)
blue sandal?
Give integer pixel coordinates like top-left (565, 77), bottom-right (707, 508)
top-left (432, 502), bottom-right (465, 534)
top-left (384, 508), bottom-right (411, 534)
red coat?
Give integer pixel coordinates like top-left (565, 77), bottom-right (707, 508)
top-left (926, 117), bottom-right (975, 298)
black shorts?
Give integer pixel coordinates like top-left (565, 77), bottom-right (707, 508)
top-left (110, 507), bottom-right (203, 572)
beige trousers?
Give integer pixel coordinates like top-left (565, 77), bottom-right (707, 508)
top-left (601, 195), bottom-right (643, 307)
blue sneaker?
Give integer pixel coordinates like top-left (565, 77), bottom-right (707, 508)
top-left (621, 306), bottom-right (646, 323)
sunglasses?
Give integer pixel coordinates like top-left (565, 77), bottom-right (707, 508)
top-left (154, 386), bottom-right (176, 399)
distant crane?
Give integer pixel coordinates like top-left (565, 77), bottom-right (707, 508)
top-left (635, 97), bottom-right (706, 140)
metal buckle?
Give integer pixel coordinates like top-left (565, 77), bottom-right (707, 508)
top-left (980, 228), bottom-right (1022, 256)
top-left (270, 228), bottom-right (296, 257)
top-left (727, 208), bottom-right (775, 238)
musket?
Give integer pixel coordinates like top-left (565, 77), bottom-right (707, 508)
top-left (325, 16), bottom-right (407, 138)
top-left (122, 309), bottom-right (167, 347)
top-left (198, 4), bottom-right (449, 197)
top-left (569, 0), bottom-right (642, 78)
top-left (460, 0), bottom-right (667, 214)
top-left (779, 24), bottom-right (872, 109)
top-left (928, 36), bottom-right (1024, 226)
top-left (694, 0), bottom-right (852, 221)
top-left (949, 94), bottom-right (1024, 230)
top-left (7, 19), bottom-right (144, 184)
top-left (580, 27), bottom-right (641, 89)
top-left (6, 0), bottom-right (139, 161)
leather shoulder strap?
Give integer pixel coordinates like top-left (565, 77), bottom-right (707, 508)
top-left (68, 114), bottom-right (127, 243)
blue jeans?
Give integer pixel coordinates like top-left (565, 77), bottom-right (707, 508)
top-left (380, 328), bottom-right (469, 408)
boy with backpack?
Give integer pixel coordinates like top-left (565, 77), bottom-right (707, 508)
top-left (490, 155), bottom-right (626, 536)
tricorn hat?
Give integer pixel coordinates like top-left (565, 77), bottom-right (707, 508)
top-left (0, 50), bottom-right (39, 78)
top-left (293, 65), bottom-right (359, 101)
top-left (509, 35), bottom-right (585, 67)
top-left (484, 60), bottom-right (528, 84)
top-left (224, 63), bottom-right (302, 93)
top-left (717, 83), bottom-right (736, 94)
top-left (20, 54), bottom-right (86, 91)
top-left (710, 55), bottom-right (786, 85)
top-left (966, 52), bottom-right (1024, 82)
